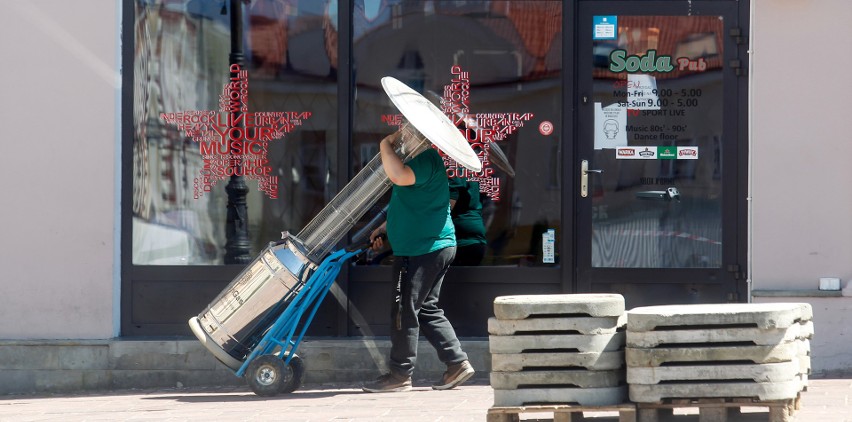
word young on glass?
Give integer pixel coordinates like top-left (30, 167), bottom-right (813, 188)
top-left (438, 65), bottom-right (533, 202)
top-left (160, 64), bottom-right (311, 199)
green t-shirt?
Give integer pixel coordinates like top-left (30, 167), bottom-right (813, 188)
top-left (386, 149), bottom-right (456, 256)
top-left (449, 177), bottom-right (487, 247)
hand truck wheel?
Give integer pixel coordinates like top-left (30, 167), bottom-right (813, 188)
top-left (278, 353), bottom-right (305, 394)
top-left (246, 354), bottom-right (305, 396)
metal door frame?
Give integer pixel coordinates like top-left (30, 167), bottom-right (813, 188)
top-left (572, 0), bottom-right (749, 305)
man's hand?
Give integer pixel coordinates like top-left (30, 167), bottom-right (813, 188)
top-left (381, 130), bottom-right (402, 148)
top-left (369, 226), bottom-right (387, 252)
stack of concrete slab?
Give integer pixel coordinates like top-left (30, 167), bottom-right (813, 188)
top-left (489, 294), bottom-right (628, 407)
top-left (626, 303), bottom-right (813, 405)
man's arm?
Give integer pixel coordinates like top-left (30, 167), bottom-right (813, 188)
top-left (380, 131), bottom-right (416, 186)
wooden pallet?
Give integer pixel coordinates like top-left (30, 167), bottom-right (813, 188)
top-left (635, 395), bottom-right (801, 422)
top-left (487, 403), bottom-right (637, 422)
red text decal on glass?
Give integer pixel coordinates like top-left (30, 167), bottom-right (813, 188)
top-left (438, 65), bottom-right (533, 203)
top-left (160, 64), bottom-right (311, 199)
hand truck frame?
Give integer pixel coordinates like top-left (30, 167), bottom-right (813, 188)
top-left (235, 246), bottom-right (364, 396)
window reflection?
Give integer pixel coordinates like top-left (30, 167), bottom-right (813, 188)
top-left (132, 0), bottom-right (338, 265)
top-left (351, 0), bottom-right (563, 267)
top-left (674, 32), bottom-right (719, 61)
top-left (590, 16), bottom-right (725, 268)
top-left (131, 0), bottom-right (562, 267)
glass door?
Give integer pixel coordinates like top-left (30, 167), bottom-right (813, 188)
top-left (576, 1), bottom-right (746, 307)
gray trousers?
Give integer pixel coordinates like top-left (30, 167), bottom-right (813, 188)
top-left (389, 246), bottom-right (468, 377)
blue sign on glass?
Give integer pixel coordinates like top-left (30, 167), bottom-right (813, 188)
top-left (593, 16), bottom-right (618, 40)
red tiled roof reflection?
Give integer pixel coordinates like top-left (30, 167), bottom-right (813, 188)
top-left (594, 16), bottom-right (725, 80)
top-left (248, 0), bottom-right (289, 78)
top-left (493, 1), bottom-right (562, 75)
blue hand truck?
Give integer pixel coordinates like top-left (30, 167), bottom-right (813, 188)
top-left (236, 246), bottom-right (364, 396)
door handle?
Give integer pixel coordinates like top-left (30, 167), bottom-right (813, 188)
top-left (636, 187), bottom-right (681, 202)
top-left (581, 160), bottom-right (603, 197)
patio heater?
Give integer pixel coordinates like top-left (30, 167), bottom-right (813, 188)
top-left (188, 77), bottom-right (483, 370)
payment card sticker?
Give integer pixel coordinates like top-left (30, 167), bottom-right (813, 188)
top-left (593, 16), bottom-right (617, 40)
top-left (677, 146), bottom-right (699, 159)
top-left (615, 146), bottom-right (657, 160)
top-left (543, 229), bottom-right (555, 264)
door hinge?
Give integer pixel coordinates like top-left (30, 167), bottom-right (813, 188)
top-left (729, 27), bottom-right (746, 45)
top-left (727, 264), bottom-right (743, 280)
top-left (729, 59), bottom-right (745, 76)
top-left (729, 28), bottom-right (747, 76)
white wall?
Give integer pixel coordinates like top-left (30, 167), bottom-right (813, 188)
top-left (750, 0), bottom-right (852, 290)
top-left (753, 297), bottom-right (852, 375)
top-left (751, 0), bottom-right (852, 375)
top-left (0, 1), bottom-right (119, 338)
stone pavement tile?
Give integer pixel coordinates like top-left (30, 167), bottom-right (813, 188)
top-left (0, 378), bottom-right (848, 421)
top-left (795, 378), bottom-right (852, 421)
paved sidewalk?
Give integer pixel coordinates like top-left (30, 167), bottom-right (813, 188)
top-left (0, 378), bottom-right (848, 421)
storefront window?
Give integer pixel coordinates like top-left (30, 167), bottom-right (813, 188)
top-left (350, 0), bottom-right (563, 267)
top-left (132, 0), bottom-right (338, 265)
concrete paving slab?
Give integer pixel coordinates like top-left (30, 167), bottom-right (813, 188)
top-left (490, 368), bottom-right (624, 389)
top-left (491, 351), bottom-right (625, 372)
top-left (488, 315), bottom-right (626, 335)
top-left (494, 294), bottom-right (625, 320)
top-left (625, 340), bottom-right (810, 367)
top-left (493, 386), bottom-right (628, 407)
top-left (627, 303), bottom-right (813, 332)
top-left (489, 332), bottom-right (625, 354)
top-left (626, 321), bottom-right (814, 347)
top-left (629, 378), bottom-right (806, 403)
top-left (626, 361), bottom-right (804, 384)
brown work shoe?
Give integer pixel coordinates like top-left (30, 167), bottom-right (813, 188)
top-left (432, 360), bottom-right (475, 390)
top-left (362, 373), bottom-right (412, 393)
